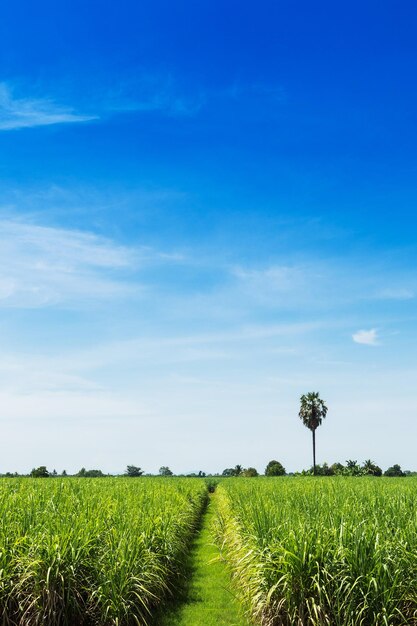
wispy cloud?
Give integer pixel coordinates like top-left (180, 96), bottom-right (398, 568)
top-left (0, 320), bottom-right (319, 397)
top-left (0, 220), bottom-right (140, 307)
top-left (352, 328), bottom-right (379, 346)
top-left (375, 288), bottom-right (414, 300)
top-left (233, 265), bottom-right (305, 291)
top-left (230, 263), bottom-right (328, 310)
top-left (105, 74), bottom-right (205, 117)
top-left (0, 83), bottom-right (97, 130)
top-left (229, 256), bottom-right (417, 319)
top-left (116, 77), bottom-right (286, 117)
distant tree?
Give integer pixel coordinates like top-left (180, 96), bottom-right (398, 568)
top-left (330, 462), bottom-right (345, 475)
top-left (77, 468), bottom-right (104, 477)
top-left (125, 465), bottom-right (144, 477)
top-left (31, 466), bottom-right (49, 478)
top-left (362, 459), bottom-right (382, 476)
top-left (159, 466), bottom-right (173, 476)
top-left (52, 469), bottom-right (58, 477)
top-left (62, 470), bottom-right (67, 477)
top-left (299, 392), bottom-right (328, 476)
top-left (88, 469), bottom-right (104, 477)
top-left (198, 470), bottom-right (206, 477)
top-left (317, 462), bottom-right (334, 476)
top-left (221, 465), bottom-right (244, 477)
top-left (384, 464), bottom-right (405, 477)
top-left (265, 460), bottom-right (286, 476)
top-left (242, 467), bottom-right (259, 477)
top-left (233, 464), bottom-right (243, 476)
top-left (345, 459), bottom-right (363, 476)
top-left (302, 463), bottom-right (333, 476)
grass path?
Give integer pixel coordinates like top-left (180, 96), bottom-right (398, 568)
top-left (159, 492), bottom-right (251, 626)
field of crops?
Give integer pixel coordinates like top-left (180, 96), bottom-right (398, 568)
top-left (2, 476), bottom-right (417, 626)
top-left (216, 477), bottom-right (417, 626)
top-left (0, 477), bottom-right (207, 625)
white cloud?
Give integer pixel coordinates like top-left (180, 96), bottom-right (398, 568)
top-left (352, 328), bottom-right (379, 346)
top-left (0, 220), bottom-right (139, 307)
top-left (0, 83), bottom-right (97, 130)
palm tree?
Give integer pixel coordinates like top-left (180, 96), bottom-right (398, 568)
top-left (299, 391), bottom-right (328, 475)
top-left (233, 464), bottom-right (243, 476)
top-left (362, 459), bottom-right (382, 476)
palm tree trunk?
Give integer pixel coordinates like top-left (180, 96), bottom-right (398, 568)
top-left (312, 428), bottom-right (316, 475)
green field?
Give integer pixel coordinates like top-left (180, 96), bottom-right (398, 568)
top-left (0, 477), bottom-right (207, 625)
top-left (0, 477), bottom-right (417, 625)
top-left (216, 477), bottom-right (417, 626)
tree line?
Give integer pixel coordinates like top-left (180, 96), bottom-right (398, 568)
top-left (21, 466), bottom-right (176, 478)
top-left (221, 460), bottom-right (409, 477)
top-left (3, 460), bottom-right (410, 478)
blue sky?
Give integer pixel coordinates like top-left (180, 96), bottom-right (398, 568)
top-left (0, 1), bottom-right (416, 474)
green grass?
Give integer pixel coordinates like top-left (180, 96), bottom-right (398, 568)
top-left (215, 477), bottom-right (417, 626)
top-left (159, 492), bottom-right (251, 626)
